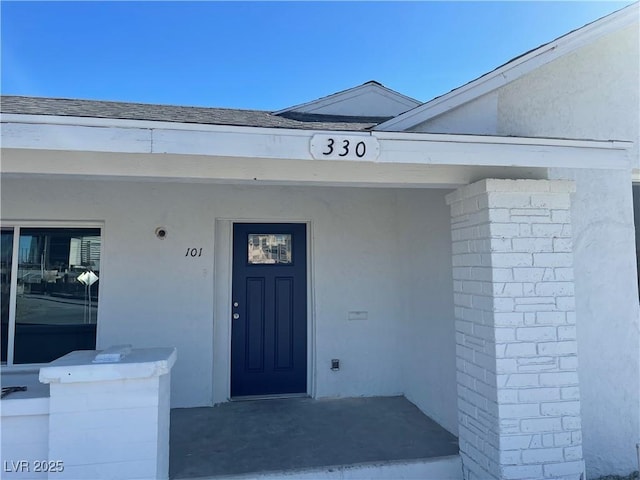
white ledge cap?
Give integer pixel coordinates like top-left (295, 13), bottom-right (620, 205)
top-left (39, 347), bottom-right (177, 384)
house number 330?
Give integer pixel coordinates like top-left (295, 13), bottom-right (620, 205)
top-left (185, 248), bottom-right (203, 257)
top-left (323, 138), bottom-right (366, 158)
top-left (310, 134), bottom-right (379, 161)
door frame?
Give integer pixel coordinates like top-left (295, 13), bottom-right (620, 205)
top-left (212, 218), bottom-right (315, 404)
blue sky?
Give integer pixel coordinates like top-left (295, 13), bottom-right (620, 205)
top-left (1, 1), bottom-right (632, 110)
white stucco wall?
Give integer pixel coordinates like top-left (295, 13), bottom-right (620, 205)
top-left (547, 167), bottom-right (640, 477)
top-left (498, 24), bottom-right (640, 169)
top-left (397, 190), bottom-right (459, 435)
top-left (409, 92), bottom-right (498, 135)
top-left (1, 178), bottom-right (458, 432)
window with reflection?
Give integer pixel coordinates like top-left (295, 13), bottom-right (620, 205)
top-left (1, 226), bottom-right (101, 365)
top-left (248, 234), bottom-right (292, 264)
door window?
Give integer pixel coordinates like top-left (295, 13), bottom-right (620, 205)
top-left (248, 234), bottom-right (292, 264)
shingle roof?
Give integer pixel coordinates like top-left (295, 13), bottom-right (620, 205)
top-left (0, 95), bottom-right (381, 131)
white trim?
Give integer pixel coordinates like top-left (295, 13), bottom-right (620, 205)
top-left (375, 2), bottom-right (639, 132)
top-left (0, 220), bottom-right (104, 228)
top-left (306, 220), bottom-right (315, 399)
top-left (4, 113), bottom-right (631, 148)
top-left (1, 120), bottom-right (632, 177)
top-left (374, 136), bottom-right (630, 170)
top-left (225, 221), bottom-right (233, 401)
top-left (212, 219), bottom-right (232, 404)
top-left (7, 228), bottom-right (20, 366)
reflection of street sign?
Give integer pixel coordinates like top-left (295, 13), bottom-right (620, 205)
top-left (77, 271), bottom-right (99, 286)
top-left (77, 270), bottom-right (99, 324)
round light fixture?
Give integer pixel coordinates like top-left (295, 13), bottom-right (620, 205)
top-left (155, 227), bottom-right (167, 239)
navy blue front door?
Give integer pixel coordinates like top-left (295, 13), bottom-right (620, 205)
top-left (231, 223), bottom-right (307, 397)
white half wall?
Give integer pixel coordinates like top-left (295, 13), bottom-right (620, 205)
top-left (1, 178), bottom-right (458, 431)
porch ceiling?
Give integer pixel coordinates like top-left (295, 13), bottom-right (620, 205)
top-left (1, 148), bottom-right (550, 188)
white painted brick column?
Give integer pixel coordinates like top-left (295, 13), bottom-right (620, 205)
top-left (39, 347), bottom-right (177, 480)
top-left (445, 179), bottom-right (584, 480)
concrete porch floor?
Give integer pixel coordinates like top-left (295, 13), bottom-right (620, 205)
top-left (169, 396), bottom-right (460, 479)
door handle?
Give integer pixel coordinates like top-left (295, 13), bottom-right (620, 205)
top-left (233, 313), bottom-right (240, 320)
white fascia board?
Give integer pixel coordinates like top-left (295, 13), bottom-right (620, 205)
top-left (0, 121), bottom-right (314, 159)
top-left (1, 114), bottom-right (364, 160)
top-left (374, 131), bottom-right (631, 169)
top-left (1, 115), bottom-right (632, 171)
top-left (1, 115), bottom-right (367, 161)
top-left (378, 137), bottom-right (630, 170)
top-left (375, 2), bottom-right (639, 132)
top-left (2, 122), bottom-right (153, 153)
top-left (152, 128), bottom-right (315, 159)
